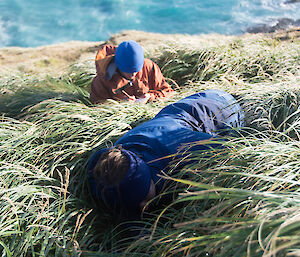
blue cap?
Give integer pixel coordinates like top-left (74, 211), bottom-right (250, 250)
top-left (88, 148), bottom-right (151, 211)
top-left (115, 40), bottom-right (144, 73)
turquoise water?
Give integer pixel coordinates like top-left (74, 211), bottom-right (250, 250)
top-left (0, 0), bottom-right (299, 47)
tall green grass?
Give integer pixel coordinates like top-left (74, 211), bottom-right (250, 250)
top-left (154, 37), bottom-right (300, 86)
top-left (0, 34), bottom-right (299, 256)
top-left (125, 133), bottom-right (300, 256)
top-left (0, 100), bottom-right (162, 256)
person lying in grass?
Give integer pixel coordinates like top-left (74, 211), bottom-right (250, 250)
top-left (90, 40), bottom-right (174, 104)
top-left (87, 89), bottom-right (244, 222)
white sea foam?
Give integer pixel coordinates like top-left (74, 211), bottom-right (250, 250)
top-left (1, 0), bottom-right (299, 47)
top-left (231, 0), bottom-right (299, 32)
top-left (0, 18), bottom-right (10, 47)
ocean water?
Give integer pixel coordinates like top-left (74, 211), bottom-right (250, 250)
top-left (0, 0), bottom-right (299, 47)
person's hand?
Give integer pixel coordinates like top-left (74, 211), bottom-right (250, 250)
top-left (135, 93), bottom-right (151, 104)
top-left (121, 90), bottom-right (136, 102)
top-left (127, 95), bottom-right (136, 102)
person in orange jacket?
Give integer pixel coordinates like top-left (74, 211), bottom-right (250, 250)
top-left (90, 40), bottom-right (174, 104)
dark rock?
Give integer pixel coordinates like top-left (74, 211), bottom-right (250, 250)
top-left (285, 0), bottom-right (300, 4)
top-left (247, 18), bottom-right (300, 33)
top-left (247, 24), bottom-right (273, 33)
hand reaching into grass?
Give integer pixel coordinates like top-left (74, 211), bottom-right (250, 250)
top-left (135, 93), bottom-right (151, 103)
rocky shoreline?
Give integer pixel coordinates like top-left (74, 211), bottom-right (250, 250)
top-left (247, 18), bottom-right (300, 33)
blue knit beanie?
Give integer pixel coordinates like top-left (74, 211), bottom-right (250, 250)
top-left (115, 40), bottom-right (144, 73)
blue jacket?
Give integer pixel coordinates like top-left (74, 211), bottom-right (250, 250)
top-left (88, 89), bottom-right (244, 219)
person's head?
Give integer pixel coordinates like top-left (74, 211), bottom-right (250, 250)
top-left (93, 146), bottom-right (129, 186)
top-left (115, 40), bottom-right (144, 78)
top-left (92, 146), bottom-right (155, 212)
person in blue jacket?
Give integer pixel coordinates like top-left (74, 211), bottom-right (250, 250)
top-left (87, 89), bottom-right (244, 221)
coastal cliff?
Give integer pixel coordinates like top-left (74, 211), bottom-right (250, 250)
top-left (0, 28), bottom-right (299, 77)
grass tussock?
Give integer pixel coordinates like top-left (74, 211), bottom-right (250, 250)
top-left (0, 33), bottom-right (299, 256)
top-left (126, 135), bottom-right (300, 256)
top-left (154, 37), bottom-right (300, 86)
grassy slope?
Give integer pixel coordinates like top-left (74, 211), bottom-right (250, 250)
top-left (0, 30), bottom-right (299, 256)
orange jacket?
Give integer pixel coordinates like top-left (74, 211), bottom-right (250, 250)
top-left (90, 45), bottom-right (174, 103)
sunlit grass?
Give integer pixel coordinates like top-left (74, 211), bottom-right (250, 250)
top-left (0, 34), bottom-right (299, 256)
top-left (125, 133), bottom-right (300, 256)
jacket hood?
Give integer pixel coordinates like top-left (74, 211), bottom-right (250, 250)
top-left (88, 148), bottom-right (152, 211)
top-left (95, 55), bottom-right (115, 77)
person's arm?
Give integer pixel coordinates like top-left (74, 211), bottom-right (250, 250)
top-left (95, 45), bottom-right (117, 61)
top-left (90, 76), bottom-right (112, 104)
top-left (145, 60), bottom-right (174, 101)
top-left (90, 45), bottom-right (119, 104)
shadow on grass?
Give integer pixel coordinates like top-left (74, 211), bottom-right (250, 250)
top-left (0, 85), bottom-right (91, 118)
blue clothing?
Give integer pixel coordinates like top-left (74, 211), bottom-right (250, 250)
top-left (88, 89), bottom-right (244, 219)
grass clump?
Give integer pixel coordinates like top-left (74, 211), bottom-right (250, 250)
top-left (0, 99), bottom-right (162, 256)
top-left (241, 89), bottom-right (300, 140)
top-left (155, 37), bottom-right (300, 86)
top-left (0, 32), bottom-right (299, 256)
top-left (125, 134), bottom-right (300, 256)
